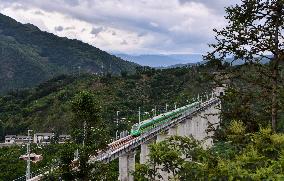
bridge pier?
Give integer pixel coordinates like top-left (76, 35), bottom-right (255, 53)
top-left (156, 131), bottom-right (168, 142)
top-left (177, 121), bottom-right (186, 136)
top-left (140, 140), bottom-right (153, 164)
top-left (168, 125), bottom-right (177, 136)
top-left (203, 104), bottom-right (221, 147)
top-left (119, 151), bottom-right (135, 181)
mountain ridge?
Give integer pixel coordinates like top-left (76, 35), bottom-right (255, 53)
top-left (0, 13), bottom-right (138, 94)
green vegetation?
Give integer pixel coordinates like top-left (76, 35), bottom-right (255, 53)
top-left (0, 13), bottom-right (138, 94)
top-left (134, 122), bottom-right (284, 180)
top-left (206, 0), bottom-right (284, 131)
top-left (0, 143), bottom-right (77, 181)
top-left (0, 66), bottom-right (213, 140)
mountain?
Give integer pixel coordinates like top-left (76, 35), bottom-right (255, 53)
top-left (0, 14), bottom-right (138, 94)
top-left (115, 53), bottom-right (203, 67)
top-left (0, 66), bottom-right (214, 138)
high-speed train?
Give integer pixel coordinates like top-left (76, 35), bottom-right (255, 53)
top-left (130, 102), bottom-right (200, 136)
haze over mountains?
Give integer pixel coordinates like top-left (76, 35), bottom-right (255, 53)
top-left (116, 53), bottom-right (203, 67)
top-left (0, 14), bottom-right (138, 94)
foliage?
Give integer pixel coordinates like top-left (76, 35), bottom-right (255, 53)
top-left (0, 66), bottom-right (214, 140)
top-left (134, 121), bottom-right (284, 180)
top-left (206, 0), bottom-right (284, 131)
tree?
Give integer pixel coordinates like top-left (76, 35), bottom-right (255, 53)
top-left (70, 91), bottom-right (110, 179)
top-left (134, 122), bottom-right (284, 180)
top-left (134, 136), bottom-right (206, 181)
top-left (71, 91), bottom-right (107, 147)
top-left (206, 0), bottom-right (284, 132)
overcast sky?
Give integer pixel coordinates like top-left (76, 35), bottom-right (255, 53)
top-left (0, 0), bottom-right (240, 55)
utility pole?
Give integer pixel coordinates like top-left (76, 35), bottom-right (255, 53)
top-left (26, 129), bottom-right (33, 180)
top-left (174, 103), bottom-right (177, 110)
top-left (138, 107), bottom-right (141, 124)
top-left (83, 121), bottom-right (86, 147)
top-left (116, 111), bottom-right (120, 139)
top-left (165, 104), bottom-right (168, 112)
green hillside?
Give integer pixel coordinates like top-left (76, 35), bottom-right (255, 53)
top-left (0, 14), bottom-right (138, 94)
top-left (0, 66), bottom-right (214, 140)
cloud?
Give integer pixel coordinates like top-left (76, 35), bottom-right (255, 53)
top-left (0, 0), bottom-right (238, 54)
top-left (54, 25), bottom-right (63, 31)
top-left (120, 40), bottom-right (128, 45)
top-left (34, 10), bottom-right (43, 15)
top-left (65, 26), bottom-right (75, 30)
top-left (90, 26), bottom-right (104, 36)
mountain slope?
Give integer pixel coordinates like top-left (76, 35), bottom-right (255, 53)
top-left (0, 66), bottom-right (214, 138)
top-left (0, 14), bottom-right (138, 94)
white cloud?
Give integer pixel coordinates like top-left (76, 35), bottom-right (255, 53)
top-left (0, 0), bottom-right (237, 54)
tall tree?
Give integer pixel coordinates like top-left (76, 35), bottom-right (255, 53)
top-left (206, 0), bottom-right (284, 132)
top-left (70, 91), bottom-right (110, 179)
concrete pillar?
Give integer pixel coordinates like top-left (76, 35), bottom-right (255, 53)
top-left (187, 116), bottom-right (197, 138)
top-left (168, 126), bottom-right (177, 136)
top-left (119, 152), bottom-right (135, 181)
top-left (203, 105), bottom-right (221, 148)
top-left (140, 140), bottom-right (152, 164)
top-left (198, 110), bottom-right (207, 141)
top-left (156, 132), bottom-right (169, 181)
top-left (156, 131), bottom-right (168, 142)
top-left (177, 121), bottom-right (186, 136)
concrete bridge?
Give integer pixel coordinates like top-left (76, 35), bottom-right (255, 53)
top-left (17, 87), bottom-right (224, 181)
top-left (89, 86), bottom-right (224, 181)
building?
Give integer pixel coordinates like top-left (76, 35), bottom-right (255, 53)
top-left (5, 135), bottom-right (17, 143)
top-left (33, 133), bottom-right (54, 144)
top-left (14, 135), bottom-right (33, 144)
top-left (4, 133), bottom-right (71, 145)
top-left (59, 134), bottom-right (71, 143)
top-left (5, 135), bottom-right (32, 144)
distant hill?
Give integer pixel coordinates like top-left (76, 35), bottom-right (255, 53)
top-left (116, 53), bottom-right (203, 67)
top-left (0, 14), bottom-right (138, 94)
top-left (155, 61), bottom-right (207, 69)
top-left (0, 66), bottom-right (214, 138)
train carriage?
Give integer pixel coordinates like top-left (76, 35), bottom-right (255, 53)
top-left (130, 102), bottom-right (200, 136)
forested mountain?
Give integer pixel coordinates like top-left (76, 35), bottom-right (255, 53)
top-left (0, 65), bottom-right (214, 140)
top-left (0, 14), bottom-right (138, 94)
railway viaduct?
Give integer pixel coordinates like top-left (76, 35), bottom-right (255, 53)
top-left (24, 86), bottom-right (225, 181)
top-left (90, 86), bottom-right (225, 181)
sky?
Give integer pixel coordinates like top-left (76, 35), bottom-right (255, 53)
top-left (0, 0), bottom-right (240, 55)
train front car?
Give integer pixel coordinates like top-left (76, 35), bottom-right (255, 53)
top-left (131, 123), bottom-right (141, 136)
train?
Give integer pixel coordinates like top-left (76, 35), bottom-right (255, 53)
top-left (130, 102), bottom-right (201, 136)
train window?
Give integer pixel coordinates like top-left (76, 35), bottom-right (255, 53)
top-left (132, 124), bottom-right (139, 130)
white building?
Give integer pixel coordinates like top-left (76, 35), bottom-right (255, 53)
top-left (33, 133), bottom-right (54, 144)
top-left (15, 135), bottom-right (33, 144)
top-left (59, 134), bottom-right (71, 143)
top-left (5, 135), bottom-right (17, 143)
